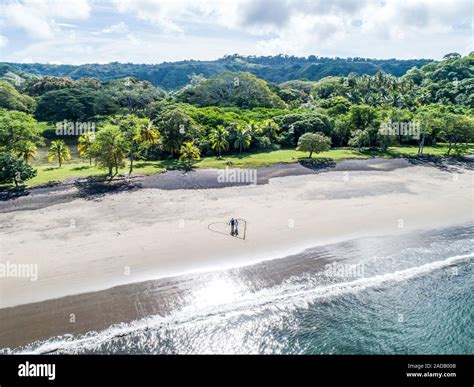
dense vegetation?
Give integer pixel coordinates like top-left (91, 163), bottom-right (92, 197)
top-left (1, 55), bottom-right (432, 91)
top-left (0, 52), bottom-right (472, 188)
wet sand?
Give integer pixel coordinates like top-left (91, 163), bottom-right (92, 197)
top-left (0, 247), bottom-right (333, 349)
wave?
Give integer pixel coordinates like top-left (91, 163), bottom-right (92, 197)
top-left (7, 252), bottom-right (473, 354)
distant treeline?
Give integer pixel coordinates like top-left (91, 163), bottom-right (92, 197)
top-left (0, 54), bottom-right (432, 91)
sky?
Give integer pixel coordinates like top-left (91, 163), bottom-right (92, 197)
top-left (0, 0), bottom-right (472, 65)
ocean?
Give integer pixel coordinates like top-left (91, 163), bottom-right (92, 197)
top-left (4, 223), bottom-right (473, 354)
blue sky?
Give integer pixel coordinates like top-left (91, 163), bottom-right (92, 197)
top-left (0, 0), bottom-right (472, 64)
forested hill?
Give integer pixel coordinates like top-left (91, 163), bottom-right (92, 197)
top-left (0, 55), bottom-right (432, 91)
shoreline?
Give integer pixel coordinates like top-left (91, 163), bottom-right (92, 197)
top-left (1, 157), bottom-right (473, 346)
top-left (1, 222), bottom-right (472, 351)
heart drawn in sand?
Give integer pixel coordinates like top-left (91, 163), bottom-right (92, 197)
top-left (208, 219), bottom-right (247, 240)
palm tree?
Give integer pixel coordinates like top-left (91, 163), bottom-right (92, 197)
top-left (233, 125), bottom-right (252, 153)
top-left (209, 125), bottom-right (229, 157)
top-left (78, 132), bottom-right (95, 165)
top-left (179, 142), bottom-right (200, 170)
top-left (128, 118), bottom-right (159, 175)
top-left (48, 140), bottom-right (71, 167)
top-left (247, 120), bottom-right (262, 136)
top-left (261, 119), bottom-right (280, 141)
top-left (15, 141), bottom-right (37, 165)
top-left (139, 118), bottom-right (159, 145)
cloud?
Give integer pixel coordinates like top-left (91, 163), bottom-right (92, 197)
top-left (0, 35), bottom-right (8, 48)
top-left (239, 0), bottom-right (292, 29)
top-left (0, 0), bottom-right (472, 64)
top-left (92, 22), bottom-right (129, 35)
top-left (0, 0), bottom-right (91, 40)
top-left (111, 0), bottom-right (472, 47)
top-left (113, 0), bottom-right (188, 34)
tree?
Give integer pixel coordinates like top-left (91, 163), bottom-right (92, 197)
top-left (333, 116), bottom-right (352, 146)
top-left (35, 87), bottom-right (119, 122)
top-left (91, 124), bottom-right (127, 177)
top-left (104, 77), bottom-right (164, 113)
top-left (26, 76), bottom-right (75, 96)
top-left (441, 114), bottom-right (474, 156)
top-left (260, 119), bottom-right (280, 142)
top-left (348, 129), bottom-right (370, 151)
top-left (178, 71), bottom-right (286, 109)
top-left (119, 115), bottom-right (159, 174)
top-left (0, 152), bottom-right (37, 187)
top-left (297, 132), bottom-right (331, 158)
top-left (414, 109), bottom-right (443, 155)
top-left (442, 53), bottom-right (461, 61)
top-left (14, 141), bottom-right (37, 165)
top-left (347, 105), bottom-right (380, 147)
top-left (78, 132), bottom-right (95, 165)
top-left (233, 124), bottom-right (252, 153)
top-left (0, 81), bottom-right (36, 113)
top-left (209, 125), bottom-right (229, 157)
top-left (48, 140), bottom-right (71, 167)
top-left (158, 109), bottom-right (200, 157)
top-left (179, 142), bottom-right (200, 170)
top-left (276, 112), bottom-right (333, 145)
top-left (0, 109), bottom-right (42, 152)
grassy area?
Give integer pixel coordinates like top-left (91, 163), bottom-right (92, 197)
top-left (195, 148), bottom-right (368, 169)
top-left (25, 161), bottom-right (166, 186)
top-left (359, 144), bottom-right (474, 158)
top-left (4, 144), bottom-right (472, 189)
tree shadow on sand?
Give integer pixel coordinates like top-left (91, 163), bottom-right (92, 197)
top-left (298, 157), bottom-right (337, 171)
top-left (0, 187), bottom-right (30, 201)
top-left (74, 176), bottom-right (142, 201)
top-left (405, 155), bottom-right (474, 173)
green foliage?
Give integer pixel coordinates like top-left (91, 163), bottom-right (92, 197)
top-left (36, 87), bottom-right (119, 122)
top-left (296, 132), bottom-right (331, 158)
top-left (348, 129), bottom-right (371, 150)
top-left (178, 72), bottom-right (286, 109)
top-left (14, 141), bottom-right (37, 164)
top-left (0, 81), bottom-right (36, 113)
top-left (0, 152), bottom-right (37, 187)
top-left (208, 125), bottom-right (230, 157)
top-left (118, 114), bottom-right (159, 174)
top-left (6, 55), bottom-right (431, 90)
top-left (179, 142), bottom-right (201, 170)
top-left (78, 132), bottom-right (95, 165)
top-left (275, 111), bottom-right (333, 146)
top-left (48, 140), bottom-right (71, 167)
top-left (91, 124), bottom-right (128, 176)
top-left (233, 124), bottom-right (252, 153)
top-left (440, 114), bottom-right (474, 155)
top-left (157, 108), bottom-right (201, 156)
top-left (0, 109), bottom-right (43, 152)
top-left (26, 76), bottom-right (75, 96)
top-left (0, 53), bottom-right (472, 183)
top-left (104, 77), bottom-right (165, 113)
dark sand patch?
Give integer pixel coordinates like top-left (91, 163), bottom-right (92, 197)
top-left (0, 158), bottom-right (414, 213)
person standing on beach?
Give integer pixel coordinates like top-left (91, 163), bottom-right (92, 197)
top-left (234, 219), bottom-right (239, 236)
top-left (229, 218), bottom-right (235, 236)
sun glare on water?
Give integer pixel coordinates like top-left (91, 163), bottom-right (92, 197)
top-left (192, 276), bottom-right (244, 309)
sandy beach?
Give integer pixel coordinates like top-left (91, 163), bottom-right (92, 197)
top-left (0, 158), bottom-right (473, 349)
top-left (1, 159), bottom-right (473, 309)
